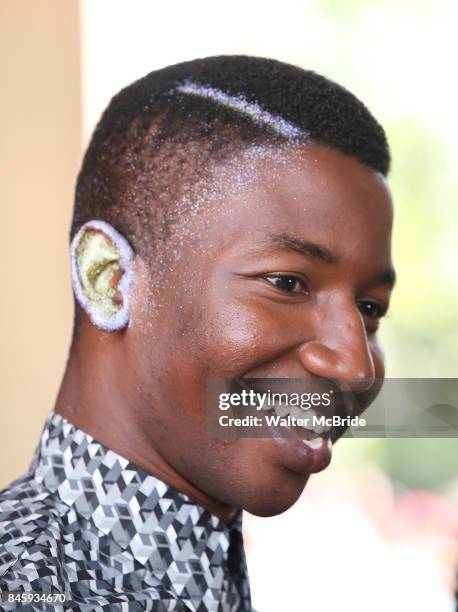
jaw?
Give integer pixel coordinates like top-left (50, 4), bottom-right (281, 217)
top-left (239, 469), bottom-right (310, 517)
top-left (203, 437), bottom-right (313, 517)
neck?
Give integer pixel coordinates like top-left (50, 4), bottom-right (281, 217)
top-left (55, 325), bottom-right (238, 525)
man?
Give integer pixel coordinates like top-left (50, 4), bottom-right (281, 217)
top-left (0, 55), bottom-right (395, 610)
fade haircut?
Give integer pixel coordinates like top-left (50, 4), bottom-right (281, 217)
top-left (72, 54), bottom-right (390, 261)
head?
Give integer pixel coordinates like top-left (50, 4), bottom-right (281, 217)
top-left (70, 55), bottom-right (394, 516)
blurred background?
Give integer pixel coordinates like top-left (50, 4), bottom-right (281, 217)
top-left (1, 0), bottom-right (457, 609)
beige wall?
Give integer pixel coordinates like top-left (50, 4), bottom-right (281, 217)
top-left (0, 0), bottom-right (81, 488)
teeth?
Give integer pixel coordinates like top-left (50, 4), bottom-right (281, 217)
top-left (303, 437), bottom-right (324, 450)
top-left (298, 408), bottom-right (328, 435)
top-left (261, 400), bottom-right (332, 436)
top-left (303, 436), bottom-right (333, 452)
top-left (298, 414), bottom-right (315, 429)
top-left (289, 406), bottom-right (305, 420)
top-left (272, 402), bottom-right (291, 417)
top-left (286, 406), bottom-right (330, 435)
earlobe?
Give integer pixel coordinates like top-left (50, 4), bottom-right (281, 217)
top-left (70, 220), bottom-right (134, 331)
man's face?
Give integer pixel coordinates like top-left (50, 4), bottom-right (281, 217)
top-left (129, 143), bottom-right (394, 516)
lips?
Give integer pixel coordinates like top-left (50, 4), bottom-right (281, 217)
top-left (229, 377), bottom-right (361, 476)
top-left (258, 401), bottom-right (333, 475)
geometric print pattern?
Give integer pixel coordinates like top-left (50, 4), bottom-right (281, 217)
top-left (0, 411), bottom-right (252, 611)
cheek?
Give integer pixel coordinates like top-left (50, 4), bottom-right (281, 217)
top-left (197, 299), bottom-right (291, 377)
top-left (200, 306), bottom-right (266, 376)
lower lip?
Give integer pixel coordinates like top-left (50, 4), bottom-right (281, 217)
top-left (268, 423), bottom-right (333, 475)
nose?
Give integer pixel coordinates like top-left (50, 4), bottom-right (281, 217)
top-left (298, 305), bottom-right (376, 393)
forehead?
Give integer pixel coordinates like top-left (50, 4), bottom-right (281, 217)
top-left (191, 143), bottom-right (393, 259)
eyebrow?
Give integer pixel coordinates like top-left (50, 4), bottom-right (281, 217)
top-left (258, 232), bottom-right (339, 264)
top-left (255, 231), bottom-right (397, 288)
top-left (371, 267), bottom-right (397, 288)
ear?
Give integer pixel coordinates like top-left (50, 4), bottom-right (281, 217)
top-left (70, 220), bottom-right (134, 331)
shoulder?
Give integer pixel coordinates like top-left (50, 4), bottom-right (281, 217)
top-left (0, 472), bottom-right (69, 591)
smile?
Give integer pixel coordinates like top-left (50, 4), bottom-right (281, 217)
top-left (259, 401), bottom-right (332, 435)
top-left (221, 377), bottom-right (366, 476)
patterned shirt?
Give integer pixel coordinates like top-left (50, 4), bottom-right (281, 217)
top-left (0, 411), bottom-right (252, 611)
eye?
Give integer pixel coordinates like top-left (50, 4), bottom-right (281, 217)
top-left (357, 300), bottom-right (387, 319)
top-left (263, 274), bottom-right (309, 294)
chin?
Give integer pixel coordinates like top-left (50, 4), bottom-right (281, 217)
top-left (240, 473), bottom-right (310, 517)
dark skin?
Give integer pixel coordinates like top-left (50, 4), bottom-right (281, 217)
top-left (56, 144), bottom-right (395, 521)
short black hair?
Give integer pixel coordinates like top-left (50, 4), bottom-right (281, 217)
top-left (72, 55), bottom-right (390, 259)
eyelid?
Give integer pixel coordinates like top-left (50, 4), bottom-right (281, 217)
top-left (263, 271), bottom-right (310, 282)
top-left (357, 298), bottom-right (389, 319)
top-left (262, 273), bottom-right (310, 294)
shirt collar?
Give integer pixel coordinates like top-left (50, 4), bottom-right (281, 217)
top-left (29, 410), bottom-right (241, 565)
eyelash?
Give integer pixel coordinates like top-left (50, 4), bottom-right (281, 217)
top-left (356, 300), bottom-right (388, 320)
top-left (262, 274), bottom-right (309, 295)
top-left (262, 274), bottom-right (388, 320)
